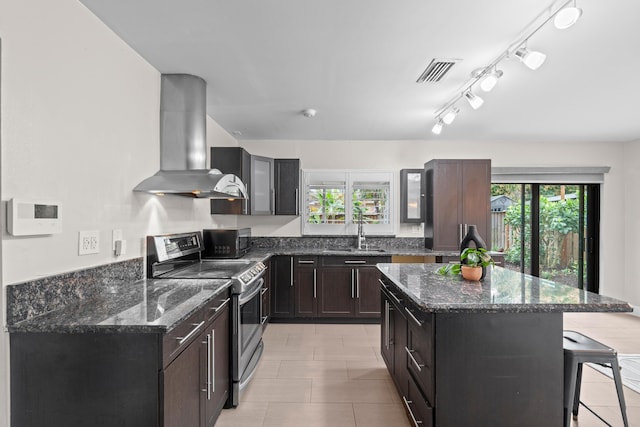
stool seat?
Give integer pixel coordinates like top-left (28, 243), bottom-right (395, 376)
top-left (563, 330), bottom-right (628, 427)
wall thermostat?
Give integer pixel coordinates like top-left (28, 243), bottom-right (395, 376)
top-left (7, 198), bottom-right (62, 236)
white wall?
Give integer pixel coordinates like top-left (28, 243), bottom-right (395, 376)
top-left (623, 140), bottom-right (640, 312)
top-left (0, 0), bottom-right (240, 287)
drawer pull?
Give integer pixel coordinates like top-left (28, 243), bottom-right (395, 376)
top-left (176, 321), bottom-right (205, 345)
top-left (344, 260), bottom-right (366, 264)
top-left (405, 346), bottom-right (425, 372)
top-left (260, 288), bottom-right (268, 296)
top-left (402, 396), bottom-right (423, 426)
top-left (210, 298), bottom-right (230, 313)
top-left (298, 260), bottom-right (315, 264)
top-left (405, 307), bottom-right (423, 326)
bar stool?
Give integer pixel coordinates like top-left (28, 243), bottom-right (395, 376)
top-left (563, 330), bottom-right (629, 427)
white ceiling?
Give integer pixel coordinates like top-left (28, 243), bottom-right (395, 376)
top-left (79, 0), bottom-right (640, 143)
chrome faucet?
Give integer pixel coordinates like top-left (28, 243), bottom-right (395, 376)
top-left (356, 209), bottom-right (366, 250)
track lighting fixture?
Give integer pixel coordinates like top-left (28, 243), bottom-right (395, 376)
top-left (464, 90), bottom-right (484, 110)
top-left (430, 0), bottom-right (582, 137)
top-left (431, 119), bottom-right (444, 135)
top-left (442, 107), bottom-right (459, 125)
top-left (514, 46), bottom-right (547, 70)
top-left (479, 69), bottom-right (503, 92)
top-left (554, 2), bottom-right (582, 29)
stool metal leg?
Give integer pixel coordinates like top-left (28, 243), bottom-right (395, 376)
top-left (610, 358), bottom-right (629, 427)
top-left (572, 363), bottom-right (583, 419)
top-left (564, 355), bottom-right (579, 427)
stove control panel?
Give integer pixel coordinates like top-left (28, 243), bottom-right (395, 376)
top-left (239, 261), bottom-right (266, 285)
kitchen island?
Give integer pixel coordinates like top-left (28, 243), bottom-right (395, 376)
top-left (377, 263), bottom-right (632, 427)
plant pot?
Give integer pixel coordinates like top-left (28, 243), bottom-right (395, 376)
top-left (461, 265), bottom-right (483, 281)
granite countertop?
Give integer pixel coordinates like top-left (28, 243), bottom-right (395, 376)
top-left (8, 278), bottom-right (232, 334)
top-left (378, 263), bottom-right (633, 314)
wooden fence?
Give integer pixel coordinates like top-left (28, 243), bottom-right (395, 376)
top-left (491, 212), bottom-right (580, 268)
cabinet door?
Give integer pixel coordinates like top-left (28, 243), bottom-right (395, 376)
top-left (204, 304), bottom-right (230, 426)
top-left (294, 258), bottom-right (318, 317)
top-left (355, 267), bottom-right (381, 317)
top-left (429, 159), bottom-right (462, 251)
top-left (460, 159), bottom-right (491, 248)
top-left (271, 256), bottom-right (294, 318)
top-left (381, 292), bottom-right (395, 372)
top-left (393, 303), bottom-right (409, 398)
top-left (250, 155), bottom-right (274, 215)
top-left (163, 335), bottom-right (204, 427)
top-left (317, 267), bottom-right (355, 317)
top-left (400, 169), bottom-right (424, 223)
top-left (274, 159), bottom-right (300, 215)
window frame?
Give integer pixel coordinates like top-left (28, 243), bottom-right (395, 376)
top-left (302, 170), bottom-right (395, 236)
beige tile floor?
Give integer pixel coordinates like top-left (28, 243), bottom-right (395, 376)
top-left (216, 313), bottom-right (640, 427)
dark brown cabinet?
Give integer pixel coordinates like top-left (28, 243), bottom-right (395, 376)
top-left (274, 158), bottom-right (300, 215)
top-left (271, 255), bottom-right (388, 321)
top-left (271, 256), bottom-right (295, 319)
top-left (317, 267), bottom-right (354, 317)
top-left (317, 256), bottom-right (388, 318)
top-left (164, 328), bottom-right (205, 427)
top-left (294, 257), bottom-right (318, 317)
top-left (424, 159), bottom-right (491, 251)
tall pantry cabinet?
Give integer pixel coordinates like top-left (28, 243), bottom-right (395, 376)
top-left (424, 159), bottom-right (491, 251)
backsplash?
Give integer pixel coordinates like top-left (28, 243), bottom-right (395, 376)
top-left (252, 236), bottom-right (424, 250)
top-left (6, 258), bottom-right (143, 326)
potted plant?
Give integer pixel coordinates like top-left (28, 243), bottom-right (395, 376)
top-left (437, 247), bottom-right (495, 281)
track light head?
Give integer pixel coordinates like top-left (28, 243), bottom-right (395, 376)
top-left (464, 90), bottom-right (484, 110)
top-left (479, 69), bottom-right (504, 92)
top-left (554, 5), bottom-right (582, 29)
top-left (515, 46), bottom-right (546, 70)
top-left (442, 107), bottom-right (460, 125)
top-left (431, 119), bottom-right (444, 135)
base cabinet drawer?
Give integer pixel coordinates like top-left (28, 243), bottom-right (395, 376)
top-left (403, 375), bottom-right (434, 427)
top-left (406, 310), bottom-right (434, 404)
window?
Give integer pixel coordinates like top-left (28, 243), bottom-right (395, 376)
top-left (303, 170), bottom-right (394, 236)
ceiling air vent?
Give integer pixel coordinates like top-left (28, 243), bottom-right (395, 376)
top-left (416, 58), bottom-right (460, 83)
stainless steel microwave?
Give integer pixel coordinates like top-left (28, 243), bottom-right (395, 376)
top-left (202, 228), bottom-right (251, 258)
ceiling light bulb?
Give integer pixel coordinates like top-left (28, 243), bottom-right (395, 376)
top-left (479, 69), bottom-right (503, 92)
top-left (515, 47), bottom-right (546, 70)
top-left (431, 119), bottom-right (444, 135)
top-left (554, 6), bottom-right (582, 29)
top-left (464, 90), bottom-right (484, 109)
top-left (442, 107), bottom-right (459, 125)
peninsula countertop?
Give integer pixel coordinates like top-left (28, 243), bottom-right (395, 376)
top-left (7, 278), bottom-right (232, 334)
top-left (377, 263), bottom-right (632, 314)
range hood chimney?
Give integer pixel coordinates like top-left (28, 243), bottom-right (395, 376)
top-left (134, 74), bottom-right (248, 199)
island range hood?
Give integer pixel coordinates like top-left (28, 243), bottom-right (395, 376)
top-left (134, 74), bottom-right (248, 199)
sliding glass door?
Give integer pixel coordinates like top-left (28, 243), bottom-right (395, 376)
top-left (491, 183), bottom-right (599, 293)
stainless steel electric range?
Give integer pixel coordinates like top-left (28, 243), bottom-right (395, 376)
top-left (146, 231), bottom-right (266, 407)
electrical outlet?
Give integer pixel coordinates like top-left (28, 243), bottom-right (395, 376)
top-left (78, 230), bottom-right (100, 255)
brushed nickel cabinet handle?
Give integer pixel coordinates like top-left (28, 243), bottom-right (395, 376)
top-left (402, 396), bottom-right (423, 426)
top-left (176, 321), bottom-right (205, 345)
top-left (405, 346), bottom-right (425, 372)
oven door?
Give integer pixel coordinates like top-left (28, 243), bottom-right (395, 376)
top-left (234, 276), bottom-right (264, 384)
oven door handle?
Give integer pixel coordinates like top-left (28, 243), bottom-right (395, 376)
top-left (238, 278), bottom-right (265, 305)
